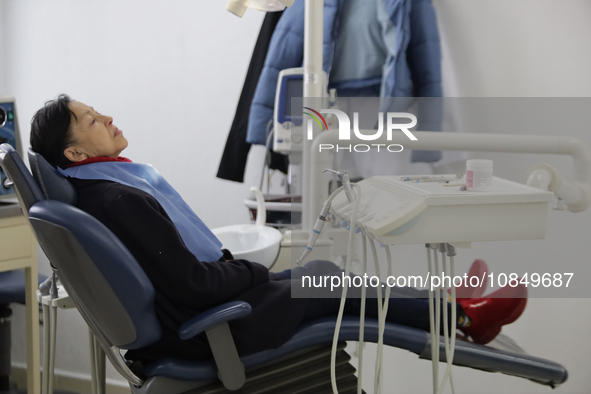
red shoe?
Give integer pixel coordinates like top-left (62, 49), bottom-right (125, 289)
top-left (451, 259), bottom-right (489, 300)
top-left (459, 283), bottom-right (527, 344)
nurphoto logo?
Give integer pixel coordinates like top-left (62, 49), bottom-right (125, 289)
top-left (303, 108), bottom-right (418, 153)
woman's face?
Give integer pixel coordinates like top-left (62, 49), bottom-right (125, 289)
top-left (63, 101), bottom-right (128, 162)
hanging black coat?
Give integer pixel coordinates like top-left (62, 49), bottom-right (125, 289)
top-left (216, 11), bottom-right (288, 183)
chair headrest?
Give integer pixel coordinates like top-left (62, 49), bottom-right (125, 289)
top-left (0, 143), bottom-right (45, 213)
top-left (28, 148), bottom-right (77, 205)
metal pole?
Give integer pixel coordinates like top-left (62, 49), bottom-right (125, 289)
top-left (302, 0), bottom-right (324, 231)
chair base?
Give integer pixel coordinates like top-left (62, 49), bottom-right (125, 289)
top-left (131, 343), bottom-right (365, 394)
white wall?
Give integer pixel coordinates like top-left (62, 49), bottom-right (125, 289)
top-left (3, 0), bottom-right (591, 393)
top-left (0, 2), bottom-right (7, 94)
top-left (438, 0), bottom-right (591, 97)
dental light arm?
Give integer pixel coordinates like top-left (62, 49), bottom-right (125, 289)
top-left (526, 163), bottom-right (588, 211)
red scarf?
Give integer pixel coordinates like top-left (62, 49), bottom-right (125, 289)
top-left (65, 156), bottom-right (132, 169)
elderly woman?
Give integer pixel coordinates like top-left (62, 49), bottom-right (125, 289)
top-left (29, 94), bottom-right (526, 362)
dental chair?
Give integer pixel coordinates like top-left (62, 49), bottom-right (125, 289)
top-left (21, 147), bottom-right (569, 393)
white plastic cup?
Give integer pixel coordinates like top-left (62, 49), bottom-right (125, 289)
top-left (466, 159), bottom-right (493, 192)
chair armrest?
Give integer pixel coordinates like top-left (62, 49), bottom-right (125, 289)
top-left (178, 301), bottom-right (252, 340)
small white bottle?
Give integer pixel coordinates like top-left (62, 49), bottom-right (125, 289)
top-left (466, 159), bottom-right (493, 192)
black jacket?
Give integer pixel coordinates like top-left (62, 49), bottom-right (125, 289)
top-left (216, 11), bottom-right (288, 182)
top-left (69, 178), bottom-right (309, 361)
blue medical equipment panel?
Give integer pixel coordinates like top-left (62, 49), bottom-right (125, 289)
top-left (277, 74), bottom-right (303, 126)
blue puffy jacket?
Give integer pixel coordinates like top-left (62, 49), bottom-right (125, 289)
top-left (247, 0), bottom-right (442, 162)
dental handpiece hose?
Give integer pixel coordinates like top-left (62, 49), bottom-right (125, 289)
top-left (330, 183), bottom-right (362, 394)
top-left (437, 243), bottom-right (455, 394)
top-left (375, 245), bottom-right (394, 393)
top-left (426, 244), bottom-right (438, 394)
top-left (437, 243), bottom-right (458, 394)
top-left (431, 243), bottom-right (441, 393)
top-left (296, 186), bottom-right (345, 265)
top-left (323, 168), bottom-right (356, 203)
top-left (368, 238), bottom-right (385, 393)
top-left (341, 171), bottom-right (356, 203)
top-left (356, 235), bottom-right (369, 394)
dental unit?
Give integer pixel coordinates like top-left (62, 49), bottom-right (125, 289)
top-left (296, 152), bottom-right (587, 393)
top-left (290, 2), bottom-right (591, 393)
top-left (231, 1), bottom-right (591, 392)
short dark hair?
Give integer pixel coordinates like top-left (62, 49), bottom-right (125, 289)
top-left (30, 94), bottom-right (77, 168)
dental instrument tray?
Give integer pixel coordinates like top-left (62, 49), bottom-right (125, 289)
top-left (330, 175), bottom-right (554, 245)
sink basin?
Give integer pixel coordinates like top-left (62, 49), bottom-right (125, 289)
top-left (212, 186), bottom-right (283, 268)
top-left (212, 224), bottom-right (282, 268)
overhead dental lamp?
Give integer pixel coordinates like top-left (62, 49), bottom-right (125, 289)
top-left (226, 0), bottom-right (294, 17)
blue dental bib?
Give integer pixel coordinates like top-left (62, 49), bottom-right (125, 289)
top-left (60, 162), bottom-right (223, 262)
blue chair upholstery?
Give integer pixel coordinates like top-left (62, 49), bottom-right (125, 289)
top-left (30, 199), bottom-right (162, 350)
top-left (0, 144), bottom-right (44, 213)
top-left (25, 148), bottom-right (569, 393)
top-left (0, 270), bottom-right (39, 304)
top-left (28, 148), bottom-right (76, 205)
